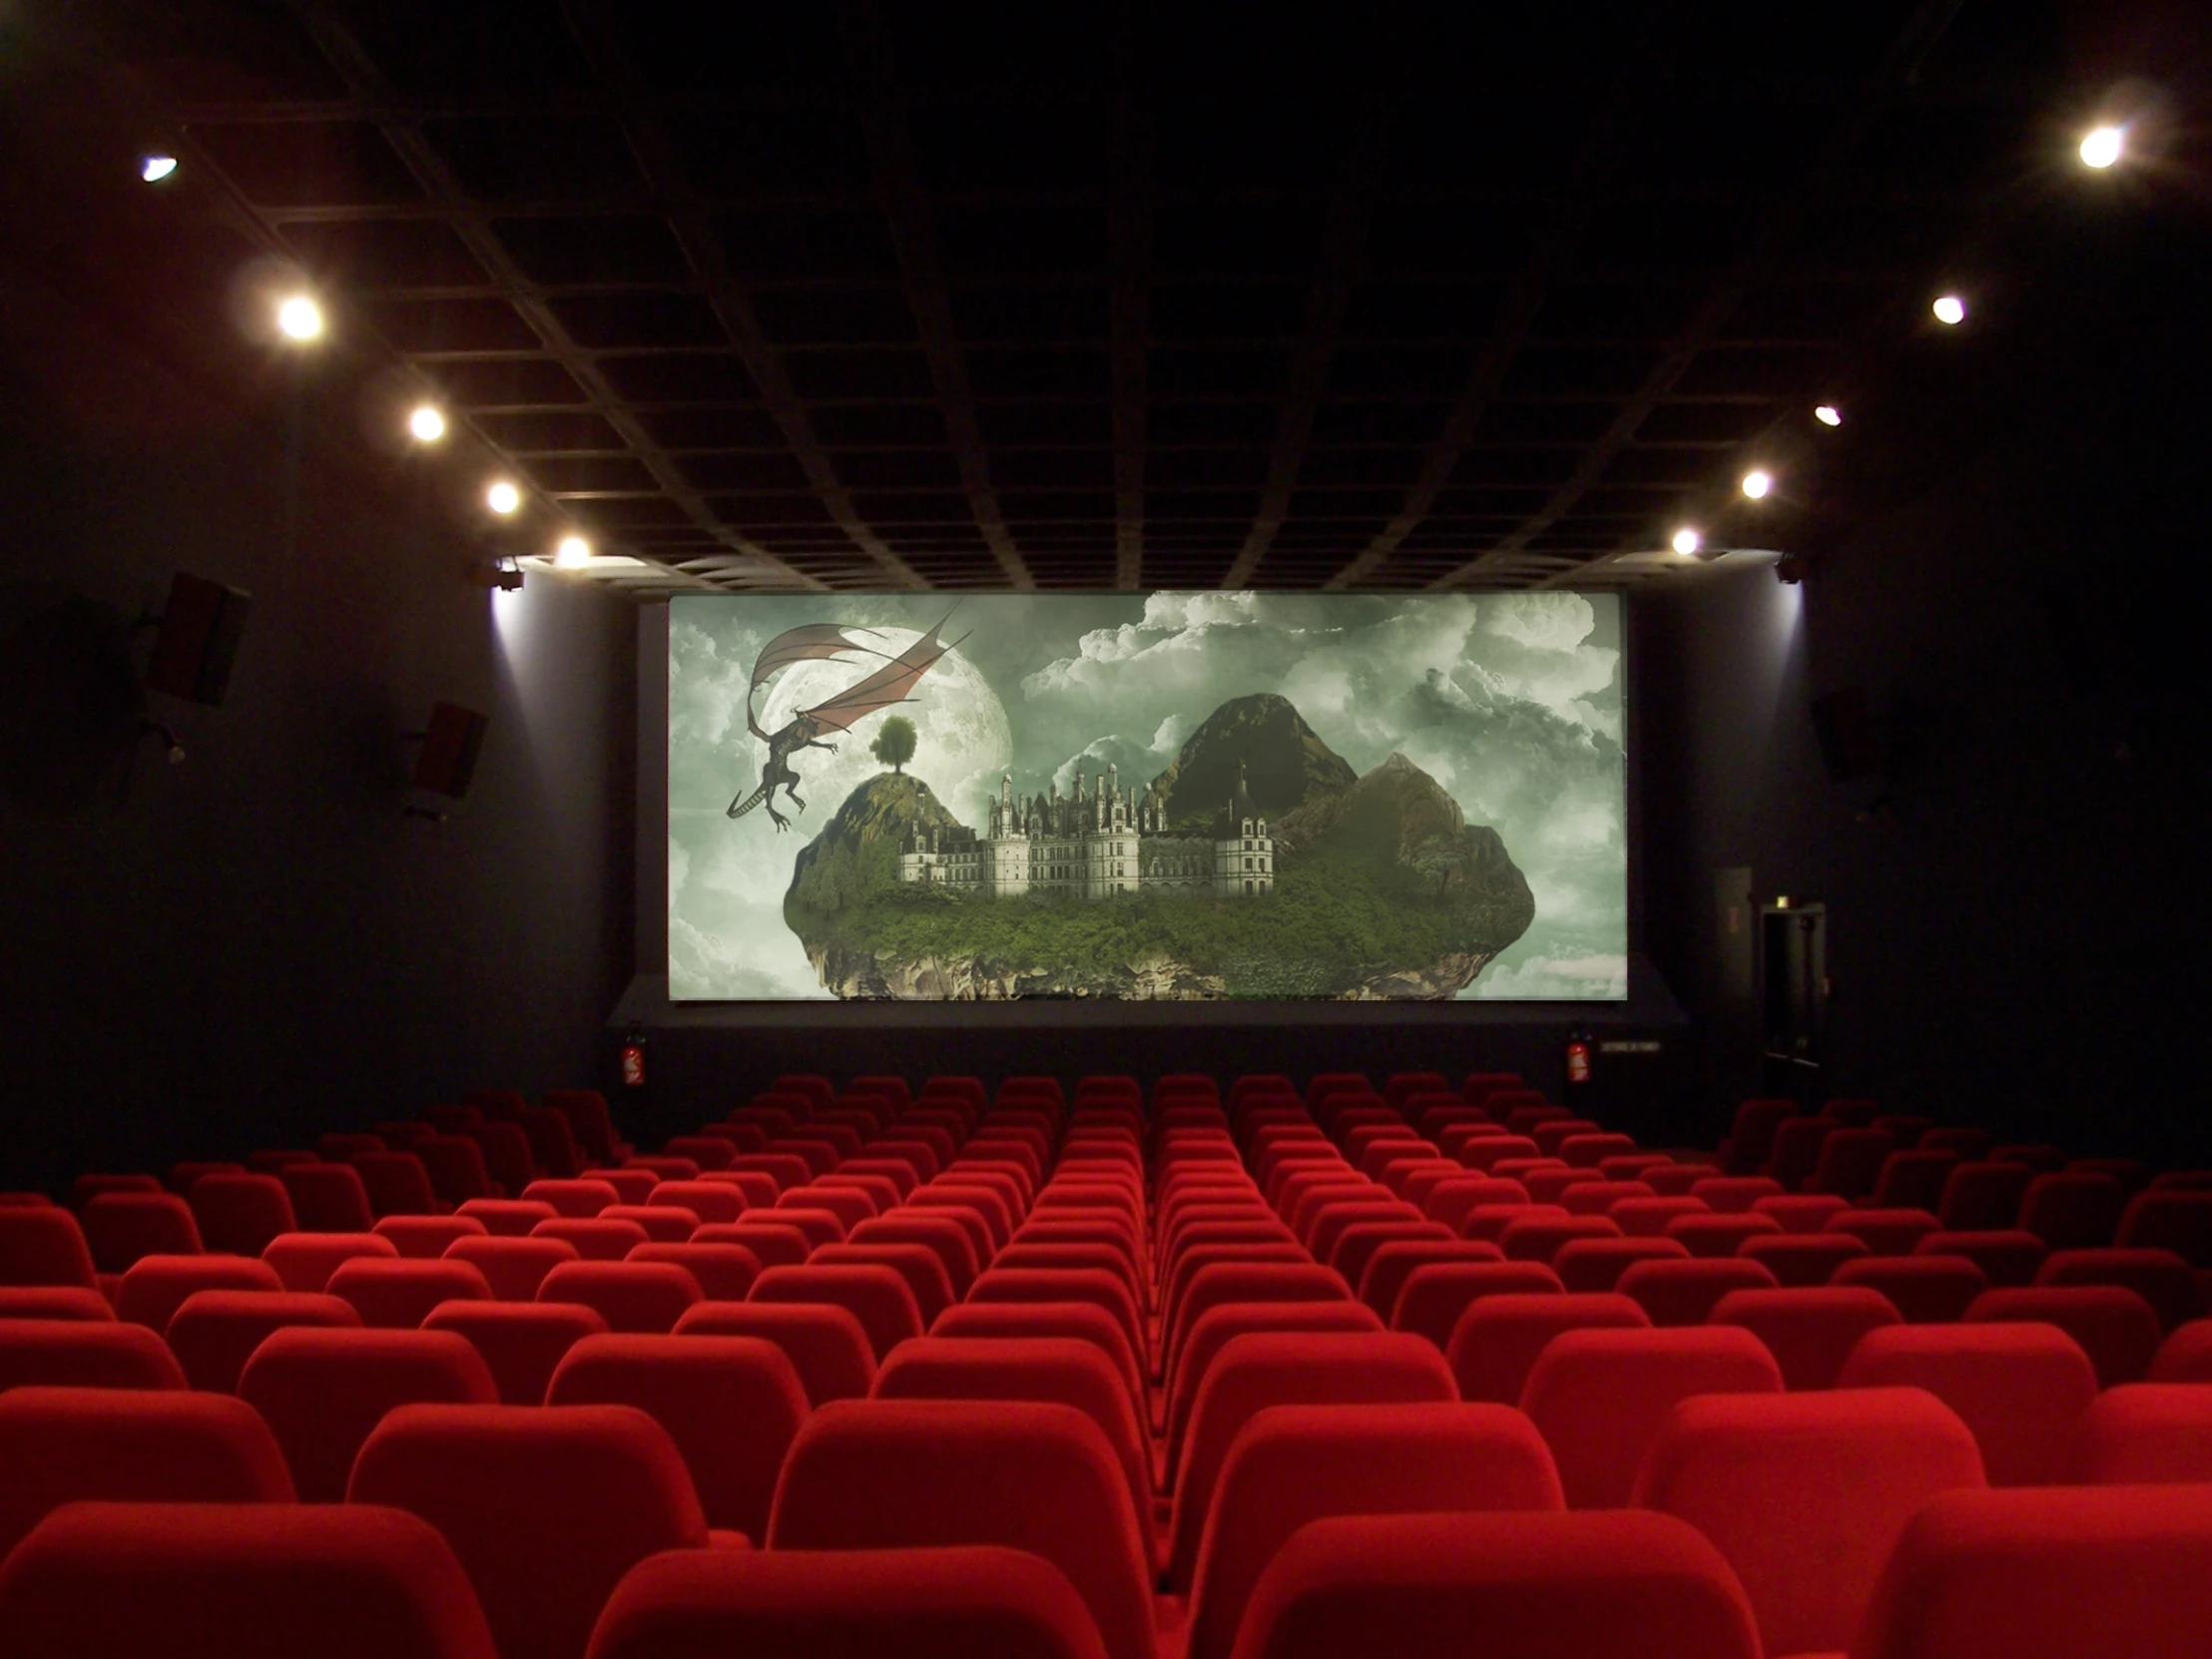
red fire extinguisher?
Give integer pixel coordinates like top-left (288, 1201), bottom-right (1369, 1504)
top-left (1564, 1032), bottom-right (1591, 1089)
top-left (619, 1035), bottom-right (648, 1090)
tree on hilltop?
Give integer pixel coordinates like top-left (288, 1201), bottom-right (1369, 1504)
top-left (871, 716), bottom-right (917, 774)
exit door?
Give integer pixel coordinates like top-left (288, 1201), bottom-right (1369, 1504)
top-left (1759, 902), bottom-right (1826, 1101)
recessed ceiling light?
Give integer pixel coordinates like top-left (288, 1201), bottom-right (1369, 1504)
top-left (407, 404), bottom-right (446, 443)
top-left (1671, 527), bottom-right (1702, 556)
top-left (140, 155), bottom-right (178, 184)
top-left (2079, 125), bottom-right (2125, 169)
top-left (555, 534), bottom-right (591, 568)
top-left (1933, 294), bottom-right (1966, 326)
top-left (275, 294), bottom-right (323, 341)
top-left (1814, 404), bottom-right (1842, 427)
top-left (1741, 469), bottom-right (1773, 501)
top-left (486, 480), bottom-right (521, 515)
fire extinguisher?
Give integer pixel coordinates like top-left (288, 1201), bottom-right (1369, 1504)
top-left (1564, 1029), bottom-right (1592, 1090)
top-left (619, 1028), bottom-right (648, 1091)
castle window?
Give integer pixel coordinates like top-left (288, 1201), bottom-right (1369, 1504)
top-left (1246, 879), bottom-right (1254, 894)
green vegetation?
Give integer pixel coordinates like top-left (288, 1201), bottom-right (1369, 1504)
top-left (869, 715), bottom-right (917, 774)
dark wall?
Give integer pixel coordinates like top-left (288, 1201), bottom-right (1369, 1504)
top-left (1637, 189), bottom-right (2212, 1167)
top-left (0, 276), bottom-right (637, 1195)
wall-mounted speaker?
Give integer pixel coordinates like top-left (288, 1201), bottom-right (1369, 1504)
top-left (1810, 686), bottom-right (1884, 782)
top-left (412, 702), bottom-right (488, 799)
top-left (145, 573), bottom-right (251, 705)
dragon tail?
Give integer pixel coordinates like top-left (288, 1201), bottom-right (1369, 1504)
top-left (727, 782), bottom-right (770, 821)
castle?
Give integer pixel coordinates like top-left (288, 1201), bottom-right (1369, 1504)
top-left (897, 760), bottom-right (1275, 900)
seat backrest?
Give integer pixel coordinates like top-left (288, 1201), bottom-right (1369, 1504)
top-left (0, 1286), bottom-right (113, 1321)
top-left (521, 1179), bottom-right (620, 1219)
top-left (237, 1327), bottom-right (496, 1502)
top-left (1965, 1285), bottom-right (2163, 1388)
top-left (1852, 1485), bottom-right (2212, 1659)
top-left (187, 1174), bottom-right (298, 1257)
top-left (1833, 1254), bottom-right (1990, 1325)
top-left (1445, 1292), bottom-right (1650, 1404)
top-left (1520, 1326), bottom-right (1785, 1508)
top-left (1938, 1161), bottom-right (2036, 1232)
top-left (350, 1403), bottom-right (707, 1659)
top-left (1837, 1323), bottom-right (2099, 1486)
top-left (1708, 1286), bottom-right (1904, 1390)
top-left (0, 1385), bottom-right (294, 1561)
top-left (1387, 1260), bottom-right (1562, 1349)
top-left (2117, 1191), bottom-right (2212, 1267)
top-left (2065, 1383), bottom-right (2212, 1484)
top-left (547, 1333), bottom-right (807, 1540)
top-left (2036, 1247), bottom-right (2205, 1336)
top-left (113, 1254), bottom-right (283, 1332)
top-left (327, 1258), bottom-right (494, 1330)
top-left (442, 1235), bottom-right (580, 1302)
top-left (0, 1500), bottom-right (497, 1659)
top-left (0, 1317), bottom-right (186, 1391)
top-left (2017, 1172), bottom-right (2126, 1251)
top-left (166, 1289), bottom-right (363, 1393)
top-left (928, 1300), bottom-right (1147, 1421)
top-left (586, 1544), bottom-right (1107, 1659)
top-left (421, 1300), bottom-right (609, 1405)
top-left (673, 1299), bottom-right (876, 1404)
top-left (80, 1193), bottom-right (203, 1273)
top-left (768, 1398), bottom-right (1155, 1659)
top-left (1231, 1509), bottom-right (1759, 1659)
top-left (1635, 1387), bottom-right (1986, 1656)
top-left (749, 1263), bottom-right (923, 1361)
top-left (1169, 1331), bottom-right (1458, 1588)
top-left (2152, 1319), bottom-right (2212, 1382)
top-left (1187, 1402), bottom-right (1562, 1659)
top-left (536, 1261), bottom-right (702, 1336)
top-left (262, 1231), bottom-right (399, 1293)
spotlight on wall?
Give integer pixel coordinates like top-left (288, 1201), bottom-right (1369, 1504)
top-left (554, 534), bottom-right (592, 569)
top-left (1741, 469), bottom-right (1774, 501)
top-left (1671, 527), bottom-right (1702, 556)
top-left (1814, 404), bottom-right (1842, 427)
top-left (485, 480), bottom-right (521, 516)
top-left (1776, 554), bottom-right (1810, 585)
top-left (407, 404), bottom-right (446, 443)
top-left (275, 294), bottom-right (323, 342)
top-left (140, 154), bottom-right (178, 184)
top-left (1933, 293), bottom-right (1966, 326)
top-left (2079, 124), bottom-right (2125, 170)
top-left (470, 557), bottom-right (524, 592)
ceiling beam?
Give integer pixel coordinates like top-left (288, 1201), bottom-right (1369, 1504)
top-left (1109, 1), bottom-right (1151, 592)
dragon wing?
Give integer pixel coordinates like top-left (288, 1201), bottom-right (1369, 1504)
top-left (746, 624), bottom-right (886, 741)
top-left (802, 612), bottom-right (965, 736)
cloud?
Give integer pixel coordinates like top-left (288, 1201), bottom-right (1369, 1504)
top-left (1469, 953), bottom-right (1630, 1000)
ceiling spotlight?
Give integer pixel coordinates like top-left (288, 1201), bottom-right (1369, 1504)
top-left (1814, 404), bottom-right (1842, 427)
top-left (555, 534), bottom-right (592, 568)
top-left (1933, 293), bottom-right (1966, 326)
top-left (275, 294), bottom-right (323, 341)
top-left (140, 154), bottom-right (178, 184)
top-left (486, 480), bottom-right (521, 516)
top-left (1671, 527), bottom-right (1702, 556)
top-left (2079, 125), bottom-right (2125, 170)
top-left (407, 404), bottom-right (446, 443)
top-left (1741, 469), bottom-right (1773, 501)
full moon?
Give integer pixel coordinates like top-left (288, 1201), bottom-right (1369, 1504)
top-left (755, 630), bottom-right (1013, 832)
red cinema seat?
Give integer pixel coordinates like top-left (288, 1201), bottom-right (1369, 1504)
top-left (874, 1337), bottom-right (1150, 1529)
top-left (675, 1300), bottom-right (876, 1405)
top-left (0, 1318), bottom-right (185, 1390)
top-left (2065, 1382), bottom-right (2212, 1484)
top-left (1834, 1254), bottom-right (1991, 1325)
top-left (1850, 1485), bottom-right (2212, 1659)
top-left (584, 1545), bottom-right (1109, 1659)
top-left (1939, 1162), bottom-right (2037, 1232)
top-left (1919, 1228), bottom-right (2048, 1288)
top-left (415, 1137), bottom-right (496, 1206)
top-left (262, 1231), bottom-right (399, 1293)
top-left (546, 1089), bottom-right (624, 1165)
top-left (1667, 1212), bottom-right (1783, 1258)
top-left (1752, 1193), bottom-right (1852, 1234)
top-left (455, 1198), bottom-right (558, 1238)
top-left (1709, 1285), bottom-right (1904, 1390)
top-left (587, 1170), bottom-right (663, 1207)
top-left (1616, 1257), bottom-right (1779, 1328)
top-left (165, 1290), bottom-right (362, 1393)
top-left (973, 1267), bottom-right (1145, 1370)
top-left (2152, 1319), bottom-right (2212, 1382)
top-left (522, 1179), bottom-right (622, 1219)
top-left (0, 1386), bottom-right (295, 1562)
top-left (423, 1300), bottom-right (609, 1405)
top-left (930, 1301), bottom-right (1147, 1426)
top-left (520, 1109), bottom-right (585, 1181)
top-left (1828, 1207), bottom-right (1943, 1258)
top-left (627, 1242), bottom-right (761, 1303)
top-left (1636, 1388), bottom-right (1986, 1658)
top-left (2118, 1190), bottom-right (2212, 1266)
top-left (67, 1174), bottom-right (162, 1209)
top-left (80, 1193), bottom-right (202, 1273)
top-left (548, 1333), bottom-right (807, 1539)
top-left (349, 1403), bottom-right (710, 1659)
top-left (1446, 1293), bottom-right (1651, 1405)
top-left (750, 1263), bottom-right (922, 1362)
top-left (374, 1216), bottom-right (489, 1260)
top-left (1359, 1240), bottom-right (1505, 1318)
top-left (1611, 1196), bottom-right (1713, 1237)
top-left (1724, 1098), bottom-right (1799, 1175)
top-left (1770, 1118), bottom-right (1840, 1190)
top-left (2017, 1172), bottom-right (2126, 1251)
top-left (469, 1129), bottom-right (540, 1201)
top-left (1389, 1260), bottom-right (1563, 1351)
top-left (444, 1235), bottom-right (580, 1302)
top-left (769, 1399), bottom-right (1155, 1659)
top-left (1519, 1326), bottom-right (1785, 1508)
top-left (1552, 1237), bottom-right (1689, 1293)
top-left (327, 1258), bottom-right (494, 1330)
top-left (533, 1217), bottom-right (652, 1262)
top-left (115, 1254), bottom-right (283, 1333)
top-left (1839, 1323), bottom-right (2100, 1486)
top-left (2036, 1247), bottom-right (2205, 1335)
top-left (351, 1154), bottom-right (444, 1220)
top-left (1810, 1127), bottom-right (1897, 1201)
top-left (187, 1174), bottom-right (298, 1257)
top-left (1165, 1301), bottom-right (1389, 1477)
top-left (646, 1181), bottom-right (745, 1227)
top-left (1966, 1285), bottom-right (2163, 1387)
top-left (1740, 1231), bottom-right (1871, 1288)
top-left (1168, 1332), bottom-right (1457, 1589)
top-left (1690, 1176), bottom-right (1786, 1215)
top-left (0, 1501), bottom-right (497, 1659)
top-left (538, 1261), bottom-right (703, 1336)
top-left (661, 1137), bottom-right (736, 1172)
top-left (1875, 1149), bottom-right (1964, 1214)
top-left (0, 1287), bottom-right (113, 1321)
top-left (1231, 1509), bottom-right (1759, 1659)
top-left (239, 1327), bottom-right (497, 1501)
top-left (812, 1243), bottom-right (956, 1327)
top-left (1186, 1402), bottom-right (1561, 1659)
top-left (693, 1220), bottom-right (812, 1270)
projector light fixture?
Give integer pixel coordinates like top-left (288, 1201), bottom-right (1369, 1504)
top-left (2079, 125), bottom-right (2125, 170)
top-left (555, 534), bottom-right (592, 568)
top-left (407, 404), bottom-right (446, 443)
top-left (275, 293), bottom-right (323, 341)
top-left (140, 154), bottom-right (178, 183)
top-left (1741, 469), bottom-right (1774, 501)
top-left (1671, 527), bottom-right (1702, 556)
top-left (1814, 404), bottom-right (1842, 427)
top-left (1933, 293), bottom-right (1966, 326)
top-left (485, 480), bottom-right (521, 516)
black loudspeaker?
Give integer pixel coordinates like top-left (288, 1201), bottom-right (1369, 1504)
top-left (413, 702), bottom-right (488, 799)
top-left (145, 573), bottom-right (251, 704)
top-left (1810, 686), bottom-right (1884, 782)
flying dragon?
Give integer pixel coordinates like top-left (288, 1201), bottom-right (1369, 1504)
top-left (727, 610), bottom-right (965, 830)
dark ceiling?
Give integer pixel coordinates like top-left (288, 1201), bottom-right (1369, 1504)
top-left (3, 1), bottom-right (2116, 593)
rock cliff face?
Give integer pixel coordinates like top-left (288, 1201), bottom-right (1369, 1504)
top-left (1146, 692), bottom-right (1356, 827)
top-left (804, 942), bottom-right (1233, 1001)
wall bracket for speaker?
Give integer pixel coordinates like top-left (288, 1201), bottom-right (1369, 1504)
top-left (402, 702), bottom-right (487, 818)
top-left (138, 721), bottom-right (187, 766)
top-left (144, 573), bottom-right (251, 705)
